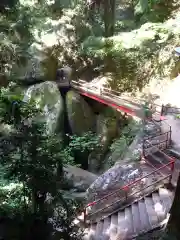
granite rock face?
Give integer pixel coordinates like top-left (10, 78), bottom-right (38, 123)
top-left (24, 81), bottom-right (64, 133)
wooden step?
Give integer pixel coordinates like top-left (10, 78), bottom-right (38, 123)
top-left (131, 203), bottom-right (141, 234)
top-left (138, 199), bottom-right (151, 232)
top-left (144, 197), bottom-right (159, 228)
top-left (151, 192), bottom-right (166, 222)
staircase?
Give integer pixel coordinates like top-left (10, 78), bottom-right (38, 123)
top-left (83, 187), bottom-right (174, 240)
top-left (79, 118), bottom-right (175, 239)
top-left (70, 80), bottom-right (176, 239)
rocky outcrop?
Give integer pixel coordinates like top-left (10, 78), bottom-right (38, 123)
top-left (63, 165), bottom-right (98, 192)
top-left (66, 91), bottom-right (96, 135)
top-left (86, 162), bottom-right (143, 215)
top-left (87, 162), bottom-right (143, 201)
top-left (88, 108), bottom-right (121, 173)
top-left (23, 81), bottom-right (64, 133)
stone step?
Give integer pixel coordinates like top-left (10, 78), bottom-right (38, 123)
top-left (146, 152), bottom-right (170, 175)
top-left (144, 196), bottom-right (159, 228)
top-left (131, 203), bottom-right (141, 234)
top-left (153, 151), bottom-right (172, 166)
top-left (117, 210), bottom-right (127, 236)
top-left (83, 190), bottom-right (174, 240)
top-left (109, 214), bottom-right (118, 238)
top-left (102, 217), bottom-right (111, 235)
top-left (151, 192), bottom-right (166, 222)
top-left (158, 188), bottom-right (173, 215)
top-left (94, 221), bottom-right (103, 239)
top-left (124, 207), bottom-right (134, 237)
top-left (138, 199), bottom-right (151, 232)
top-left (166, 148), bottom-right (180, 159)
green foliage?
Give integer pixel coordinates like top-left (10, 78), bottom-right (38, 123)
top-left (109, 121), bottom-right (140, 162)
top-left (0, 87), bottom-right (82, 239)
top-left (134, 0), bottom-right (174, 23)
top-left (80, 36), bottom-right (152, 92)
top-left (0, 1), bottom-right (50, 78)
top-left (69, 131), bottom-right (101, 153)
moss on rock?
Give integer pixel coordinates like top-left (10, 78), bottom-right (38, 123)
top-left (66, 90), bottom-right (96, 135)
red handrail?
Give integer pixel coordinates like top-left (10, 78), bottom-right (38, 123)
top-left (83, 158), bottom-right (175, 223)
top-left (85, 159), bottom-right (174, 208)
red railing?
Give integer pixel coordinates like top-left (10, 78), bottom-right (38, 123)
top-left (82, 159), bottom-right (174, 224)
top-left (143, 119), bottom-right (172, 158)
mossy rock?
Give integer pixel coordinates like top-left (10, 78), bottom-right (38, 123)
top-left (24, 81), bottom-right (64, 133)
top-left (66, 90), bottom-right (96, 135)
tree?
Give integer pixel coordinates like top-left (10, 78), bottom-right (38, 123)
top-left (86, 0), bottom-right (116, 37)
top-left (0, 87), bottom-right (82, 239)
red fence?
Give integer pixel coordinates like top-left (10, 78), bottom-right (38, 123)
top-left (143, 119), bottom-right (172, 158)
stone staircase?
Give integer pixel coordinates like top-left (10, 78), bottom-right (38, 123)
top-left (70, 82), bottom-right (175, 239)
top-left (80, 118), bottom-right (175, 240)
top-left (83, 187), bottom-right (174, 240)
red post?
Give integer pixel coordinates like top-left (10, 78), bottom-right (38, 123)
top-left (123, 186), bottom-right (129, 200)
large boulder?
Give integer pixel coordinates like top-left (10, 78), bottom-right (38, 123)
top-left (86, 160), bottom-right (162, 222)
top-left (87, 162), bottom-right (143, 201)
top-left (63, 165), bottom-right (98, 192)
top-left (88, 108), bottom-right (120, 173)
top-left (24, 81), bottom-right (64, 133)
top-left (66, 91), bottom-right (96, 135)
top-left (86, 162), bottom-right (143, 220)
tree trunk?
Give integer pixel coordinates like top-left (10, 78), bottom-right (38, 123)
top-left (162, 174), bottom-right (180, 239)
top-left (104, 0), bottom-right (116, 37)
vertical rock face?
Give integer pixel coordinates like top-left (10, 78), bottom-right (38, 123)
top-left (88, 107), bottom-right (120, 173)
top-left (66, 90), bottom-right (96, 135)
top-left (24, 81), bottom-right (64, 133)
top-left (63, 165), bottom-right (98, 192)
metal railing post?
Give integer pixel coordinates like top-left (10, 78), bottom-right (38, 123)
top-left (161, 104), bottom-right (164, 116)
top-left (169, 159), bottom-right (175, 184)
top-left (83, 208), bottom-right (87, 225)
top-left (170, 126), bottom-right (172, 144)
